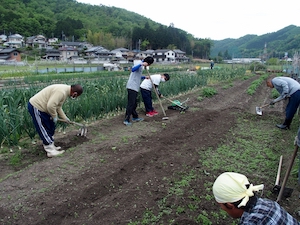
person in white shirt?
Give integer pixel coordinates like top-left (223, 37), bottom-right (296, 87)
top-left (140, 73), bottom-right (170, 117)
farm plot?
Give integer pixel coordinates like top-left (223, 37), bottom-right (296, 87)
top-left (0, 74), bottom-right (299, 225)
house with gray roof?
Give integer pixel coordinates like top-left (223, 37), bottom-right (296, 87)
top-left (3, 34), bottom-right (24, 48)
top-left (0, 48), bottom-right (21, 62)
top-left (26, 35), bottom-right (47, 49)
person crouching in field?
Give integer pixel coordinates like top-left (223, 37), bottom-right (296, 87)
top-left (140, 73), bottom-right (170, 117)
top-left (28, 84), bottom-right (83, 158)
top-left (213, 172), bottom-right (300, 224)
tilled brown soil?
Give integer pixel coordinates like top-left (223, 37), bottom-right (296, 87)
top-left (0, 74), bottom-right (299, 225)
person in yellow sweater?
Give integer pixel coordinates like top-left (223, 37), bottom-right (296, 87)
top-left (28, 84), bottom-right (83, 157)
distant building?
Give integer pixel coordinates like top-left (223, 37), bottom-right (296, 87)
top-left (59, 46), bottom-right (78, 61)
top-left (153, 49), bottom-right (175, 63)
top-left (48, 38), bottom-right (59, 46)
top-left (3, 34), bottom-right (24, 48)
top-left (0, 34), bottom-right (7, 43)
top-left (0, 48), bottom-right (21, 62)
top-left (223, 58), bottom-right (262, 64)
top-left (42, 48), bottom-right (61, 60)
top-left (26, 35), bottom-right (47, 49)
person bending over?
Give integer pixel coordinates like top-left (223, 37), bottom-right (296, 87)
top-left (213, 172), bottom-right (299, 224)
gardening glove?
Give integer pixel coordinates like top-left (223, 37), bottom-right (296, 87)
top-left (269, 100), bottom-right (275, 105)
top-left (293, 135), bottom-right (300, 147)
top-left (53, 116), bottom-right (58, 124)
top-left (295, 128), bottom-right (300, 146)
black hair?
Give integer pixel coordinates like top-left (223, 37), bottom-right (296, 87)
top-left (228, 184), bottom-right (258, 211)
top-left (71, 84), bottom-right (83, 95)
top-left (143, 56), bottom-right (154, 65)
top-left (163, 73), bottom-right (170, 81)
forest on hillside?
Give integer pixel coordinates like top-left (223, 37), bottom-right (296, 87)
top-left (212, 25), bottom-right (300, 58)
top-left (0, 0), bottom-right (212, 58)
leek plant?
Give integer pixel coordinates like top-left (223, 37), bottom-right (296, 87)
top-left (0, 67), bottom-right (246, 147)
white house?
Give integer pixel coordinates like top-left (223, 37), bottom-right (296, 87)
top-left (48, 38), bottom-right (59, 46)
top-left (0, 34), bottom-right (7, 43)
top-left (4, 34), bottom-right (24, 48)
top-left (153, 49), bottom-right (176, 63)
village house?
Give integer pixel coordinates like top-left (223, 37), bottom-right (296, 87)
top-left (47, 38), bottom-right (59, 46)
top-left (26, 35), bottom-right (47, 49)
top-left (0, 32), bottom-right (189, 64)
top-left (135, 49), bottom-right (154, 59)
top-left (42, 48), bottom-right (61, 60)
top-left (85, 46), bottom-right (112, 64)
top-left (0, 48), bottom-right (21, 62)
top-left (3, 34), bottom-right (24, 48)
top-left (173, 49), bottom-right (190, 63)
top-left (110, 47), bottom-right (129, 63)
top-left (0, 34), bottom-right (7, 44)
top-left (59, 46), bottom-right (78, 61)
top-left (153, 49), bottom-right (175, 63)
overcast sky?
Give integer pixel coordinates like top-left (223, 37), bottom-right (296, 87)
top-left (77, 0), bottom-right (300, 40)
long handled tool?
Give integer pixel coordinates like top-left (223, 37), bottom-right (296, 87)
top-left (276, 145), bottom-right (298, 202)
top-left (255, 103), bottom-right (269, 116)
top-left (256, 99), bottom-right (285, 116)
top-left (162, 96), bottom-right (189, 111)
top-left (272, 155), bottom-right (294, 199)
top-left (146, 70), bottom-right (169, 120)
top-left (58, 119), bottom-right (87, 137)
top-left (272, 155), bottom-right (283, 194)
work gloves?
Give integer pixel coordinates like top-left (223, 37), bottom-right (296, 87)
top-left (294, 128), bottom-right (300, 147)
top-left (294, 136), bottom-right (300, 146)
top-left (53, 116), bottom-right (58, 124)
top-left (53, 116), bottom-right (70, 123)
top-left (269, 100), bottom-right (275, 105)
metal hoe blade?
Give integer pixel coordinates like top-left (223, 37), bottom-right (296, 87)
top-left (256, 106), bottom-right (262, 116)
top-left (75, 123), bottom-right (87, 137)
top-left (58, 119), bottom-right (87, 137)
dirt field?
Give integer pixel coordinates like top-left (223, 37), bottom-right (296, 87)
top-left (0, 74), bottom-right (299, 225)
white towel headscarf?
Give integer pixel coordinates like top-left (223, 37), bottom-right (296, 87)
top-left (213, 172), bottom-right (264, 208)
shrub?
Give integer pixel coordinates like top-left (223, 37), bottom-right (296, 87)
top-left (201, 87), bottom-right (217, 97)
top-left (249, 62), bottom-right (266, 72)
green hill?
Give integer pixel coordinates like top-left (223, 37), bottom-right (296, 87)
top-left (211, 25), bottom-right (300, 58)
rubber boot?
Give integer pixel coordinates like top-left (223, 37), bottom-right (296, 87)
top-left (276, 119), bottom-right (291, 130)
top-left (43, 143), bottom-right (65, 158)
top-left (54, 144), bottom-right (61, 150)
top-left (51, 137), bottom-right (61, 150)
